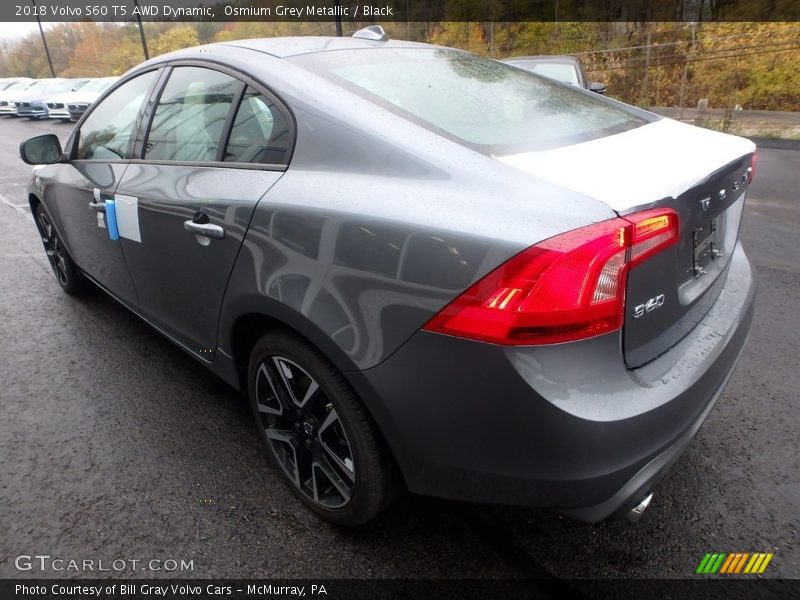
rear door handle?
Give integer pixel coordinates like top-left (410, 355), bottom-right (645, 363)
top-left (183, 220), bottom-right (225, 240)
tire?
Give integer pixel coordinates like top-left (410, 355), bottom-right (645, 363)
top-left (34, 204), bottom-right (83, 295)
top-left (247, 331), bottom-right (399, 525)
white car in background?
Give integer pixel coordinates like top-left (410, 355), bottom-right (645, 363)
top-left (0, 77), bottom-right (32, 91)
top-left (45, 76), bottom-right (119, 122)
top-left (0, 78), bottom-right (39, 115)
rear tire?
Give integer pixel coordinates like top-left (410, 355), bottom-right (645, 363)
top-left (247, 331), bottom-right (399, 525)
top-left (34, 204), bottom-right (83, 295)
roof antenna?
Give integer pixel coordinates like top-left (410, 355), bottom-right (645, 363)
top-left (351, 25), bottom-right (388, 41)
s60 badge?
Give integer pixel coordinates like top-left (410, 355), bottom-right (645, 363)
top-left (633, 294), bottom-right (665, 319)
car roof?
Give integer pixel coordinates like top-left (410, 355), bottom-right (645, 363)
top-left (153, 36), bottom-right (438, 62)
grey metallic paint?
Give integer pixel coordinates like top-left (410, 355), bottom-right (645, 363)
top-left (347, 244), bottom-right (754, 516)
top-left (25, 36), bottom-right (756, 520)
top-left (116, 163), bottom-right (284, 356)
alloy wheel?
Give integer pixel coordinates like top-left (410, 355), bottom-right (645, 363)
top-left (38, 211), bottom-right (69, 286)
top-left (255, 355), bottom-right (356, 508)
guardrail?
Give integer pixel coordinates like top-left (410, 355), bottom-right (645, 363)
top-left (649, 107), bottom-right (800, 140)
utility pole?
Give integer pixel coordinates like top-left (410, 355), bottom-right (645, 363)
top-left (32, 0), bottom-right (55, 77)
top-left (334, 0), bottom-right (342, 37)
top-left (134, 0), bottom-right (149, 59)
top-left (554, 0), bottom-right (560, 38)
top-left (678, 23), bottom-right (696, 119)
top-left (642, 29), bottom-right (652, 106)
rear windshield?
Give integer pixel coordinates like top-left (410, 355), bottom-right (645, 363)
top-left (289, 48), bottom-right (653, 154)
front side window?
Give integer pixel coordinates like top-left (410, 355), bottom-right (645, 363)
top-left (76, 71), bottom-right (158, 160)
top-left (145, 67), bottom-right (241, 162)
top-left (223, 87), bottom-right (291, 164)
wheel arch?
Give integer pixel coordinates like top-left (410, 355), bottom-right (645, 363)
top-left (224, 302), bottom-right (407, 489)
top-left (222, 296), bottom-right (361, 391)
top-left (28, 191), bottom-right (78, 261)
top-left (28, 192), bottom-right (41, 213)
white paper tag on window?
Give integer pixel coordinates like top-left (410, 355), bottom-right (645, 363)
top-left (97, 211), bottom-right (105, 229)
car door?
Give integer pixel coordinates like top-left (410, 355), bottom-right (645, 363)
top-left (50, 70), bottom-right (161, 306)
top-left (115, 65), bottom-right (292, 359)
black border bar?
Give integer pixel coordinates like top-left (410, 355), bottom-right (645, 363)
top-left (4, 0), bottom-right (800, 23)
top-left (1, 578), bottom-right (796, 600)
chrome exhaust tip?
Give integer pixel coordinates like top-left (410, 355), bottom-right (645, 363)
top-left (626, 492), bottom-right (653, 523)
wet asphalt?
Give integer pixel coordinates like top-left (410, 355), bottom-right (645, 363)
top-left (0, 117), bottom-right (797, 582)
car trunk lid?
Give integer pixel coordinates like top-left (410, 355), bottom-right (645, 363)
top-left (496, 117), bottom-right (756, 367)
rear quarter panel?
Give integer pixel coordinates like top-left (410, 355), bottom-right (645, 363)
top-left (215, 51), bottom-right (617, 371)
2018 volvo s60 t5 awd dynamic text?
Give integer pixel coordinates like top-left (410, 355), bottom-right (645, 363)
top-left (20, 27), bottom-right (756, 525)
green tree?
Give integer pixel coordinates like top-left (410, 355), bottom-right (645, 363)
top-left (150, 25), bottom-right (200, 57)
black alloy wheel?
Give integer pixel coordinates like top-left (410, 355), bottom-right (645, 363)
top-left (35, 204), bottom-right (82, 295)
top-left (248, 332), bottom-right (399, 525)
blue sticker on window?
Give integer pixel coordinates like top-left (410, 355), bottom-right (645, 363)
top-left (105, 199), bottom-right (119, 240)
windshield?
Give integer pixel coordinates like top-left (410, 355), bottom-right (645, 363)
top-left (290, 48), bottom-right (650, 154)
top-left (24, 80), bottom-right (47, 91)
top-left (518, 62), bottom-right (581, 86)
top-left (82, 78), bottom-right (116, 92)
top-left (43, 80), bottom-right (84, 95)
top-left (2, 80), bottom-right (28, 92)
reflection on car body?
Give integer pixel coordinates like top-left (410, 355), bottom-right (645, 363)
top-left (21, 27), bottom-right (756, 526)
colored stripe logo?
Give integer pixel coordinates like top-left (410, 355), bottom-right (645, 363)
top-left (696, 552), bottom-right (773, 574)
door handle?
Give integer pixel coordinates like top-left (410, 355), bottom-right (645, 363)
top-left (88, 201), bottom-right (106, 212)
top-left (184, 220), bottom-right (225, 240)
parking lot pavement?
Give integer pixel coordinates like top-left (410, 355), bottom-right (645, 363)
top-left (0, 116), bottom-right (797, 582)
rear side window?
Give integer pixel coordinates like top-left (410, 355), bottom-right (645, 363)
top-left (145, 67), bottom-right (241, 162)
top-left (290, 48), bottom-right (653, 154)
top-left (76, 71), bottom-right (158, 160)
top-left (223, 87), bottom-right (291, 164)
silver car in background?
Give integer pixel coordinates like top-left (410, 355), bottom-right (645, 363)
top-left (16, 78), bottom-right (90, 119)
top-left (21, 30), bottom-right (756, 526)
top-left (0, 78), bottom-right (38, 115)
top-left (0, 77), bottom-right (32, 90)
top-left (502, 54), bottom-right (607, 94)
top-left (47, 76), bottom-right (119, 122)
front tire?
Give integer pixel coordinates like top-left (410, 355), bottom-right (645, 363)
top-left (35, 204), bottom-right (83, 295)
top-left (247, 331), bottom-right (399, 525)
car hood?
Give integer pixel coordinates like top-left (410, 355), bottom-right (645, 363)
top-left (496, 117), bottom-right (755, 212)
top-left (0, 90), bottom-right (37, 102)
top-left (13, 92), bottom-right (49, 104)
top-left (47, 92), bottom-right (77, 103)
top-left (52, 90), bottom-right (103, 104)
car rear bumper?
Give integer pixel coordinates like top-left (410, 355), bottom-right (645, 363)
top-left (347, 242), bottom-right (755, 521)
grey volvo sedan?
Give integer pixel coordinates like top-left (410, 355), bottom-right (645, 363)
top-left (21, 28), bottom-right (756, 525)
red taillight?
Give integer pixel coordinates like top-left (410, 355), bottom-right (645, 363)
top-left (626, 209), bottom-right (679, 265)
top-left (422, 209), bottom-right (678, 346)
top-left (747, 149), bottom-right (758, 184)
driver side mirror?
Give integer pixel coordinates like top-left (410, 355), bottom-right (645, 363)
top-left (20, 134), bottom-right (64, 165)
top-left (589, 81), bottom-right (607, 95)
